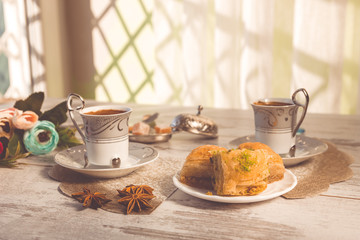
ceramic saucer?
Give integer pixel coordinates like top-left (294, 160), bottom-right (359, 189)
top-left (173, 169), bottom-right (297, 203)
top-left (228, 135), bottom-right (328, 167)
top-left (54, 142), bottom-right (159, 178)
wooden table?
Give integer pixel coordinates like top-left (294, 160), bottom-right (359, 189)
top-left (0, 99), bottom-right (359, 239)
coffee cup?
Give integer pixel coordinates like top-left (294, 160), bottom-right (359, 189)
top-left (67, 93), bottom-right (132, 167)
top-left (251, 88), bottom-right (309, 156)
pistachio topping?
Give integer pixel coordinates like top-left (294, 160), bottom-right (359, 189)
top-left (234, 150), bottom-right (257, 172)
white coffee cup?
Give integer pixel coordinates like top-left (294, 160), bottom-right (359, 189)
top-left (67, 93), bottom-right (132, 167)
top-left (251, 88), bottom-right (309, 156)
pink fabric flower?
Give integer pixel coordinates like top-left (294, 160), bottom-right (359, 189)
top-left (12, 110), bottom-right (38, 130)
top-left (0, 108), bottom-right (16, 119)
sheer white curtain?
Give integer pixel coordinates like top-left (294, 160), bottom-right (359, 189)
top-left (153, 0), bottom-right (360, 114)
top-left (0, 0), bottom-right (46, 99)
top-left (214, 1), bottom-right (274, 109)
top-left (292, 0), bottom-right (347, 113)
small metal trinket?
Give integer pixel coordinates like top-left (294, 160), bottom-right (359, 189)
top-left (170, 105), bottom-right (218, 138)
top-left (112, 157), bottom-right (121, 168)
top-left (83, 152), bottom-right (88, 168)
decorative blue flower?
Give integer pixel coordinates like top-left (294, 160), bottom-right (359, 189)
top-left (23, 120), bottom-right (59, 155)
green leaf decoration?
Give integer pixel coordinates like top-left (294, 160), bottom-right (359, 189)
top-left (4, 148), bottom-right (9, 159)
top-left (0, 149), bottom-right (17, 167)
top-left (0, 149), bottom-right (30, 167)
top-left (40, 101), bottom-right (68, 126)
top-left (56, 126), bottom-right (83, 149)
top-left (13, 92), bottom-right (44, 116)
top-left (0, 141), bottom-right (30, 168)
top-left (8, 129), bottom-right (26, 156)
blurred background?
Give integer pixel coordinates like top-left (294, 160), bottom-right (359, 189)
top-left (0, 0), bottom-right (359, 114)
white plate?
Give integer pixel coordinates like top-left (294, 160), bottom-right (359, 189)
top-left (228, 135), bottom-right (328, 167)
top-left (173, 169), bottom-right (297, 203)
top-left (54, 143), bottom-right (159, 178)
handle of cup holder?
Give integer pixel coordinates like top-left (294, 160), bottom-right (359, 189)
top-left (67, 93), bottom-right (86, 143)
top-left (67, 93), bottom-right (85, 111)
top-left (291, 88), bottom-right (309, 137)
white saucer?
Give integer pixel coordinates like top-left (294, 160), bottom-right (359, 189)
top-left (173, 169), bottom-right (297, 203)
top-left (54, 143), bottom-right (159, 178)
top-left (228, 135), bottom-right (328, 167)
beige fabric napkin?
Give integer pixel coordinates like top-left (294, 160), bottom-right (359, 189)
top-left (282, 140), bottom-right (354, 198)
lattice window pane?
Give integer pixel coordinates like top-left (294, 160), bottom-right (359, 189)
top-left (0, 0), bottom-right (37, 99)
top-left (91, 0), bottom-right (156, 105)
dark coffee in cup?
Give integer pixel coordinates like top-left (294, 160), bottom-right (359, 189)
top-left (85, 109), bottom-right (126, 115)
top-left (253, 101), bottom-right (293, 106)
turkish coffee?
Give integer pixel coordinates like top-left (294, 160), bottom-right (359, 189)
top-left (85, 109), bottom-right (126, 115)
top-left (253, 101), bottom-right (293, 106)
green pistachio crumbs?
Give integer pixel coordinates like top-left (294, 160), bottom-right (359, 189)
top-left (234, 150), bottom-right (257, 172)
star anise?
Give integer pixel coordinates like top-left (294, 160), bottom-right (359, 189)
top-left (117, 184), bottom-right (155, 214)
top-left (71, 187), bottom-right (111, 209)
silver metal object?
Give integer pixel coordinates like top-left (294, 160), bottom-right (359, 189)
top-left (67, 93), bottom-right (86, 143)
top-left (83, 152), bottom-right (88, 168)
top-left (142, 112), bottom-right (159, 124)
top-left (112, 157), bottom-right (121, 168)
top-left (291, 88), bottom-right (309, 137)
top-left (288, 145), bottom-right (296, 158)
top-left (129, 133), bottom-right (172, 143)
top-left (170, 105), bottom-right (218, 138)
top-left (129, 112), bottom-right (172, 143)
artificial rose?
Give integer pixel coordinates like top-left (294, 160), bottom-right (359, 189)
top-left (0, 137), bottom-right (9, 159)
top-left (23, 120), bottom-right (59, 155)
top-left (12, 109), bottom-right (38, 130)
top-left (0, 108), bottom-right (16, 119)
top-left (0, 118), bottom-right (14, 139)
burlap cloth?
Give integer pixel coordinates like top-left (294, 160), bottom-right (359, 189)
top-left (282, 140), bottom-right (354, 198)
top-left (48, 154), bottom-right (183, 214)
top-left (48, 139), bottom-right (353, 214)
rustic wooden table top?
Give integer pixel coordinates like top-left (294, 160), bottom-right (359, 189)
top-left (0, 99), bottom-right (359, 239)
